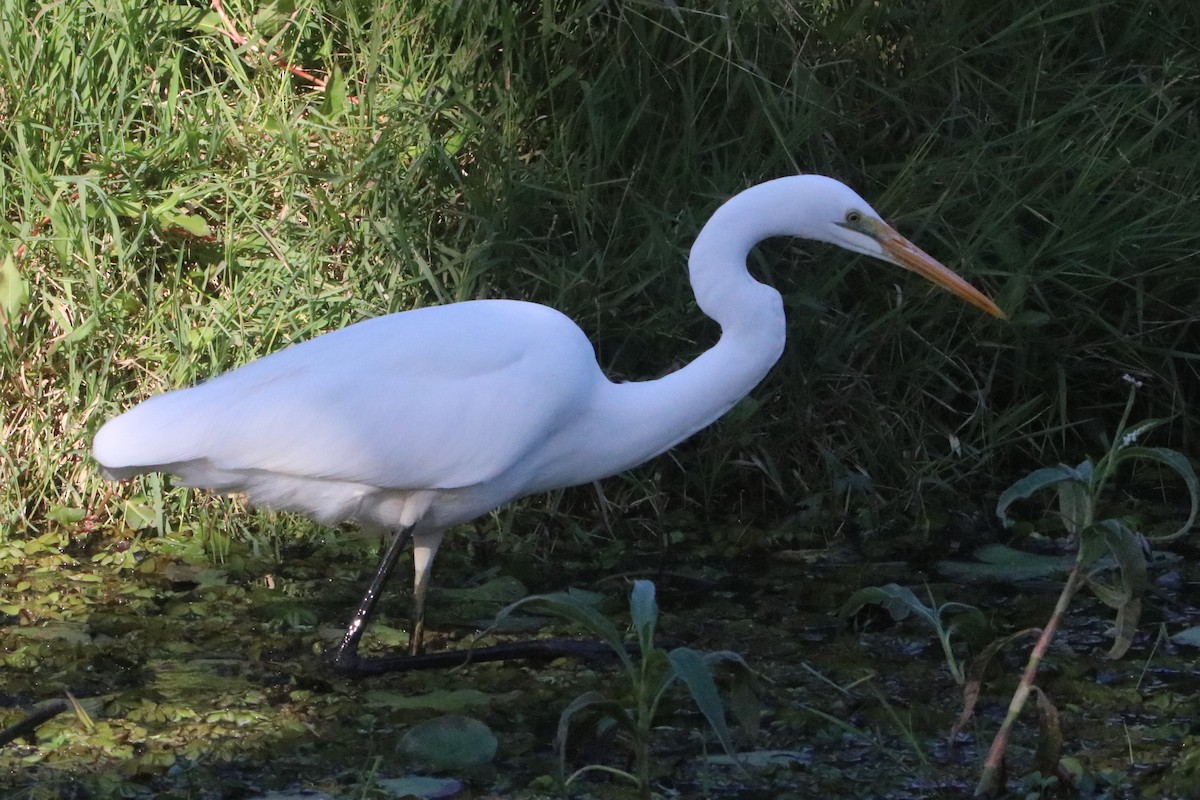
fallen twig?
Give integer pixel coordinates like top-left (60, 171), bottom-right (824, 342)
top-left (0, 700), bottom-right (69, 748)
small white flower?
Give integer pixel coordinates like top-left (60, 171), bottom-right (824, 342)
top-left (1121, 373), bottom-right (1144, 388)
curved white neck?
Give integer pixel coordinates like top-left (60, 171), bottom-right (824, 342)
top-left (566, 180), bottom-right (830, 481)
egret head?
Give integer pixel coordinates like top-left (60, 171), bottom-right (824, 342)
top-left (822, 191), bottom-right (1005, 320)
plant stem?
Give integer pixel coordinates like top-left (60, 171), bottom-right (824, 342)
top-left (975, 562), bottom-right (1085, 796)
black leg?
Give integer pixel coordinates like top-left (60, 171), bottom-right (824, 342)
top-left (330, 526), bottom-right (635, 676)
top-left (331, 526), bottom-right (413, 673)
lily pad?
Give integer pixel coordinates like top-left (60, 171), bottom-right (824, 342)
top-left (398, 715), bottom-right (497, 770)
top-left (376, 776), bottom-right (464, 798)
top-left (938, 544), bottom-right (1072, 582)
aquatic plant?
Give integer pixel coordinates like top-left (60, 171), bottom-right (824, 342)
top-left (493, 580), bottom-right (753, 798)
top-left (974, 377), bottom-right (1198, 795)
top-left (839, 583), bottom-right (989, 686)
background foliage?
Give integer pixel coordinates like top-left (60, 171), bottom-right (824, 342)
top-left (2, 0), bottom-right (1197, 555)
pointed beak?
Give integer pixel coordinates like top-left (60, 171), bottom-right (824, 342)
top-left (870, 219), bottom-right (1006, 319)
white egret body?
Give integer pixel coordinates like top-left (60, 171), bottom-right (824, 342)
top-left (94, 176), bottom-right (1003, 671)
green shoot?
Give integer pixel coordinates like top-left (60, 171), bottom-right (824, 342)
top-left (839, 583), bottom-right (989, 686)
top-left (491, 580), bottom-right (754, 799)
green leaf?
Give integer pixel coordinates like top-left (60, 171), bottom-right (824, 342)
top-left (117, 496), bottom-right (157, 530)
top-left (318, 66), bottom-right (350, 117)
top-left (47, 506), bottom-right (86, 525)
top-left (703, 650), bottom-right (761, 739)
top-left (838, 583), bottom-right (935, 628)
top-left (666, 647), bottom-right (738, 761)
top-left (1113, 446), bottom-right (1199, 543)
top-left (1055, 477), bottom-right (1092, 534)
top-left (0, 252), bottom-right (30, 322)
top-left (996, 464), bottom-right (1089, 527)
top-left (1079, 519), bottom-right (1147, 658)
top-left (1107, 597), bottom-right (1141, 660)
top-left (629, 580), bottom-right (657, 653)
top-left (945, 605), bottom-right (993, 650)
top-left (58, 314), bottom-right (97, 347)
top-left (157, 3), bottom-right (218, 31)
top-left (157, 210), bottom-right (211, 238)
top-left (490, 592), bottom-right (633, 674)
top-left (554, 690), bottom-right (631, 779)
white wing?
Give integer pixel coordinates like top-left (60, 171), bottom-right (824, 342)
top-left (94, 299), bottom-right (602, 492)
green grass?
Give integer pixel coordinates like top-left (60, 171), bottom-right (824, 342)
top-left (2, 0), bottom-right (1197, 559)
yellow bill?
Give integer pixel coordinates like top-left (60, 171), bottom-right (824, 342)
top-left (870, 218), bottom-right (1006, 319)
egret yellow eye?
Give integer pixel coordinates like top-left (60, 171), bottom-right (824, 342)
top-left (845, 210), bottom-right (863, 225)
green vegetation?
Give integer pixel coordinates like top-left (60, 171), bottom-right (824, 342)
top-left (493, 580), bottom-right (754, 798)
top-left (839, 583), bottom-right (990, 686)
top-left (845, 378), bottom-right (1198, 795)
top-left (976, 378), bottom-right (1198, 795)
top-left (3, 0), bottom-right (1199, 797)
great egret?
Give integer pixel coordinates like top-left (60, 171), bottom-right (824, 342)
top-left (94, 175), bottom-right (1004, 673)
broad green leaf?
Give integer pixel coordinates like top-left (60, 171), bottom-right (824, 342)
top-left (1055, 478), bottom-right (1092, 534)
top-left (1080, 519), bottom-right (1147, 605)
top-left (0, 252), bottom-right (30, 321)
top-left (491, 592), bottom-right (633, 674)
top-left (119, 497), bottom-right (157, 529)
top-left (47, 506), bottom-right (86, 525)
top-left (1114, 446), bottom-right (1199, 543)
top-left (554, 690), bottom-right (631, 778)
top-left (157, 3), bottom-right (218, 31)
top-left (157, 210), bottom-right (211, 238)
top-left (318, 66), bottom-right (350, 118)
top-left (996, 464), bottom-right (1088, 526)
top-left (1098, 519), bottom-right (1149, 598)
top-left (666, 647), bottom-right (738, 760)
top-left (1107, 597), bottom-right (1141, 659)
top-left (838, 583), bottom-right (935, 628)
top-left (630, 580), bottom-right (657, 652)
top-left (1080, 519), bottom-right (1147, 659)
top-left (1073, 459), bottom-right (1095, 484)
top-left (702, 650), bottom-right (761, 739)
top-left (945, 605), bottom-right (992, 649)
top-left (58, 314), bottom-right (97, 347)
